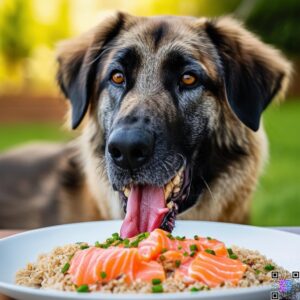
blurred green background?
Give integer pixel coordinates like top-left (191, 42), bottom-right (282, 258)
top-left (0, 0), bottom-right (299, 226)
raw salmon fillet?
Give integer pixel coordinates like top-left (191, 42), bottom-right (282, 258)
top-left (69, 247), bottom-right (165, 286)
top-left (68, 229), bottom-right (246, 289)
top-left (175, 251), bottom-right (247, 287)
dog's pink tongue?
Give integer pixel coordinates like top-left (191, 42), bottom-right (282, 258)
top-left (120, 185), bottom-right (169, 238)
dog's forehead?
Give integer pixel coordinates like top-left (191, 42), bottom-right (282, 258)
top-left (114, 16), bottom-right (219, 79)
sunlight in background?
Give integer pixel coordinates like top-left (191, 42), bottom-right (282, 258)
top-left (0, 0), bottom-right (241, 94)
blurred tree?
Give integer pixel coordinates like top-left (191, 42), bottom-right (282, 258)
top-left (0, 0), bottom-right (34, 67)
top-left (244, 0), bottom-right (300, 55)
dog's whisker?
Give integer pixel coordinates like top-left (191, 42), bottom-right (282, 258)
top-left (201, 176), bottom-right (216, 204)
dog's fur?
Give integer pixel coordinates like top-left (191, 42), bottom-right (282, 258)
top-left (0, 13), bottom-right (292, 229)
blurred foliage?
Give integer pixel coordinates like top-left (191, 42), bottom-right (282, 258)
top-left (0, 0), bottom-right (33, 66)
top-left (0, 0), bottom-right (299, 93)
top-left (246, 0), bottom-right (300, 55)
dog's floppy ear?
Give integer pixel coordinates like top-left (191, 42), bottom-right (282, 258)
top-left (56, 12), bottom-right (132, 129)
top-left (204, 17), bottom-right (292, 131)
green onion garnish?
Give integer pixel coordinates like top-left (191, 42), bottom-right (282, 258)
top-left (100, 271), bottom-right (107, 279)
top-left (112, 232), bottom-right (120, 240)
top-left (152, 278), bottom-right (162, 285)
top-left (80, 245), bottom-right (89, 250)
top-left (167, 233), bottom-right (175, 240)
top-left (175, 260), bottom-right (181, 268)
top-left (194, 235), bottom-right (199, 240)
top-left (205, 249), bottom-right (216, 255)
top-left (264, 264), bottom-right (275, 271)
top-left (207, 236), bottom-right (212, 240)
top-left (190, 251), bottom-right (196, 257)
top-left (190, 287), bottom-right (200, 292)
top-left (227, 248), bottom-right (233, 255)
top-left (175, 236), bottom-right (186, 241)
top-left (159, 254), bottom-right (166, 261)
top-left (229, 254), bottom-right (238, 259)
top-left (161, 248), bottom-right (168, 253)
top-left (189, 244), bottom-right (198, 251)
top-left (178, 245), bottom-right (182, 250)
top-left (76, 284), bottom-right (89, 293)
top-left (61, 262), bottom-right (70, 274)
top-left (152, 284), bottom-right (163, 293)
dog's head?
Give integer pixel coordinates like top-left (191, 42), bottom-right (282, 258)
top-left (57, 12), bottom-right (291, 237)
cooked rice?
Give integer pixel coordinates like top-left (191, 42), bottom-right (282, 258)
top-left (15, 244), bottom-right (291, 293)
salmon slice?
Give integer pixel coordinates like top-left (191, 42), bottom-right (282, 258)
top-left (178, 251), bottom-right (247, 287)
top-left (69, 247), bottom-right (165, 286)
top-left (138, 229), bottom-right (227, 260)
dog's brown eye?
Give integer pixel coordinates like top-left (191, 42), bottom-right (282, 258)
top-left (181, 74), bottom-right (196, 86)
top-left (111, 72), bottom-right (125, 85)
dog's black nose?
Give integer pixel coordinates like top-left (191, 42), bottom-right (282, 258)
top-left (108, 128), bottom-right (154, 170)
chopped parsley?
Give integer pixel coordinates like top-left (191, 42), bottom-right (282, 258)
top-left (76, 284), bottom-right (89, 293)
top-left (264, 264), bottom-right (275, 271)
top-left (152, 284), bottom-right (163, 293)
top-left (204, 249), bottom-right (216, 255)
top-left (152, 278), bottom-right (162, 285)
top-left (227, 248), bottom-right (234, 255)
top-left (61, 262), bottom-right (70, 274)
top-left (80, 245), bottom-right (89, 250)
top-left (175, 260), bottom-right (181, 268)
top-left (189, 244), bottom-right (198, 251)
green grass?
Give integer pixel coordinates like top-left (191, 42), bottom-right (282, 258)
top-left (0, 101), bottom-right (299, 226)
top-left (251, 100), bottom-right (300, 226)
top-left (0, 123), bottom-right (72, 151)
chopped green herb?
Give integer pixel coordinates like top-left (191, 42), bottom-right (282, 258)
top-left (229, 254), bottom-right (238, 259)
top-left (61, 262), bottom-right (70, 274)
top-left (189, 244), bottom-right (198, 251)
top-left (129, 240), bottom-right (139, 248)
top-left (152, 278), bottom-right (162, 285)
top-left (178, 245), bottom-right (183, 250)
top-left (190, 251), bottom-right (196, 257)
top-left (100, 271), bottom-right (107, 279)
top-left (113, 240), bottom-right (123, 246)
top-left (190, 287), bottom-right (200, 292)
top-left (194, 235), bottom-right (199, 240)
top-left (161, 248), bottom-right (168, 253)
top-left (255, 269), bottom-right (261, 275)
top-left (112, 232), bottom-right (120, 239)
top-left (167, 233), bottom-right (175, 240)
top-left (204, 249), bottom-right (216, 255)
top-left (175, 260), bottom-right (181, 268)
top-left (152, 284), bottom-right (163, 293)
top-left (264, 264), bottom-right (275, 271)
top-left (159, 255), bottom-right (166, 261)
top-left (80, 245), bottom-right (89, 250)
top-left (123, 239), bottom-right (130, 245)
top-left (175, 236), bottom-right (186, 241)
top-left (95, 241), bottom-right (100, 247)
top-left (227, 248), bottom-right (234, 255)
top-left (207, 236), bottom-right (212, 240)
top-left (76, 284), bottom-right (89, 293)
top-left (183, 251), bottom-right (189, 257)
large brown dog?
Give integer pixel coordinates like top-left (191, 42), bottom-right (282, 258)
top-left (0, 13), bottom-right (291, 234)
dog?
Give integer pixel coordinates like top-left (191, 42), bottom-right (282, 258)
top-left (0, 12), bottom-right (291, 235)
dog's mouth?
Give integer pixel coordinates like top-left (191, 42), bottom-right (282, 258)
top-left (119, 162), bottom-right (191, 238)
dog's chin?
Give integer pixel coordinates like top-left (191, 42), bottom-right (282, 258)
top-left (117, 161), bottom-right (192, 236)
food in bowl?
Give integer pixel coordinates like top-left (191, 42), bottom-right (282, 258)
top-left (16, 229), bottom-right (290, 293)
